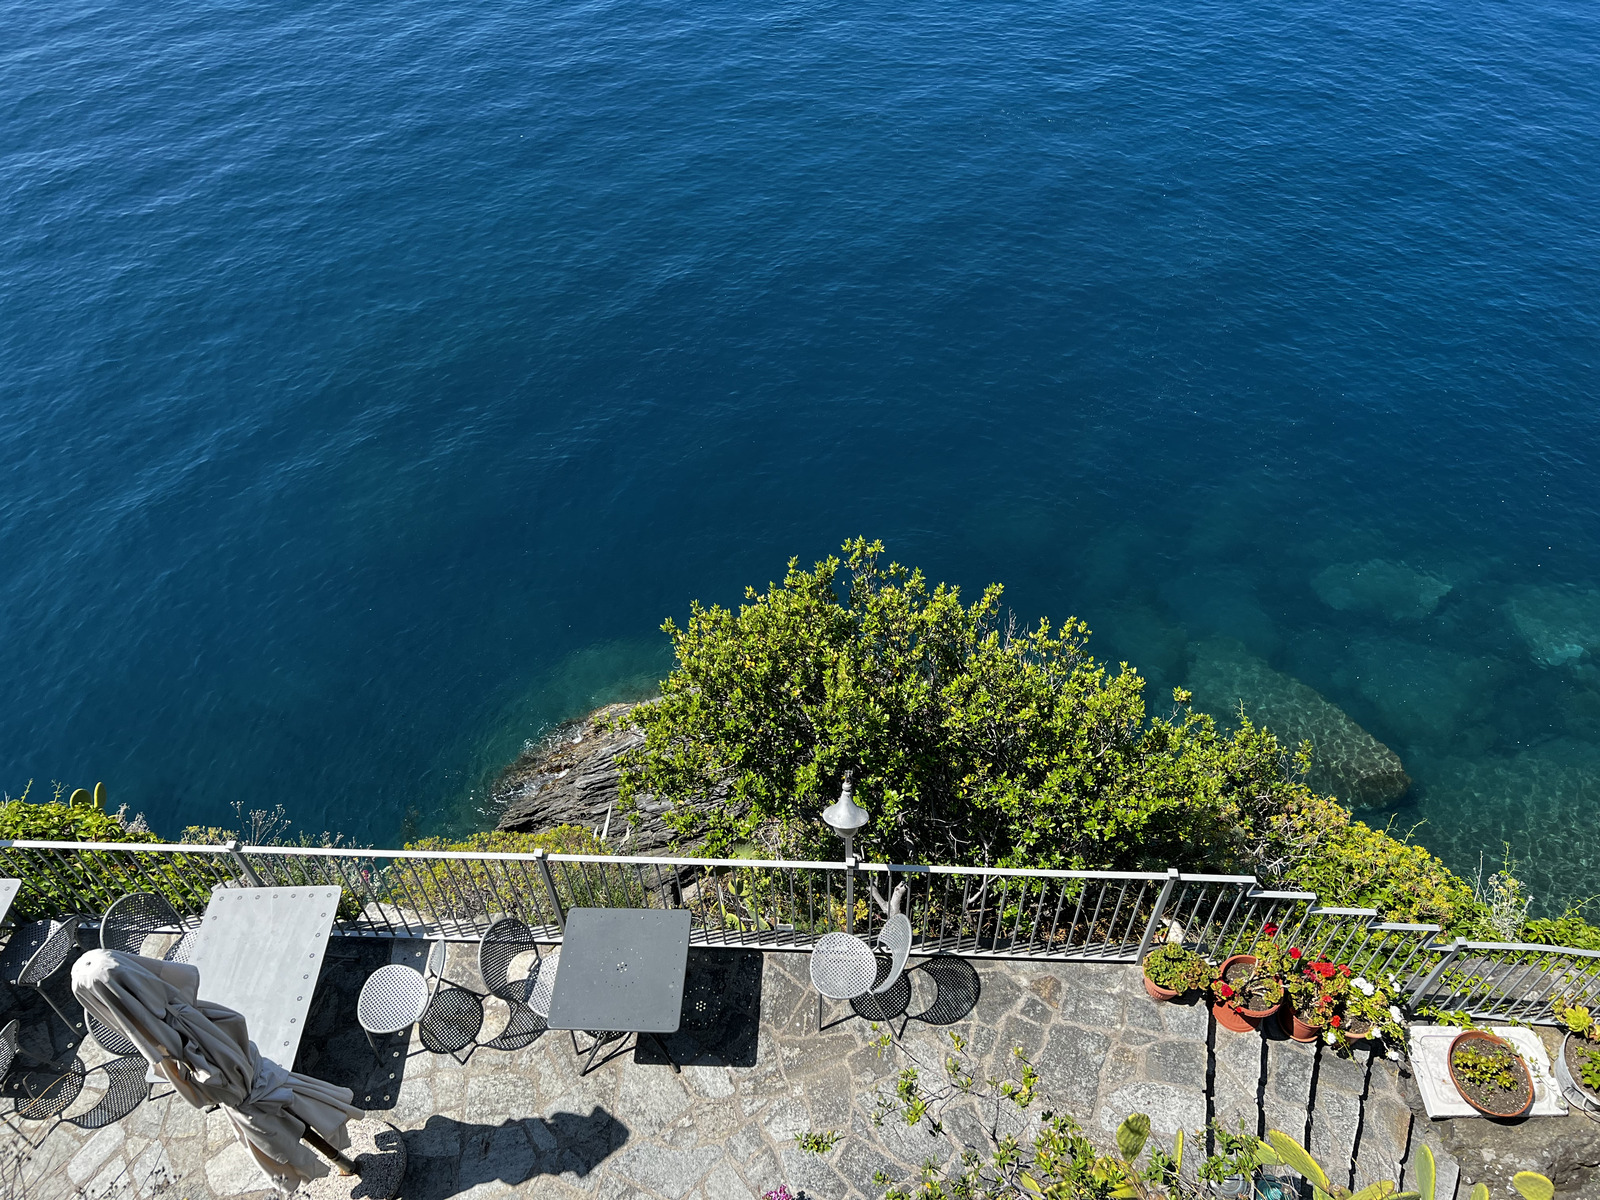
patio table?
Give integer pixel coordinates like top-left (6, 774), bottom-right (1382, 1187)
top-left (0, 879), bottom-right (20, 928)
top-left (186, 885), bottom-right (342, 1070)
top-left (546, 908), bottom-right (690, 1075)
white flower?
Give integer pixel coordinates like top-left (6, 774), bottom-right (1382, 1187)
top-left (1353, 976), bottom-right (1375, 996)
top-left (1386, 1047), bottom-right (1401, 1060)
top-left (1389, 1005), bottom-right (1404, 1023)
top-left (1324, 1030), bottom-right (1338, 1044)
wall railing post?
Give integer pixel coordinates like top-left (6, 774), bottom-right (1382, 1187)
top-left (845, 855), bottom-right (857, 935)
top-left (1409, 937), bottom-right (1466, 1010)
top-left (534, 848), bottom-right (565, 933)
top-left (224, 840), bottom-right (262, 887)
top-left (1135, 868), bottom-right (1181, 963)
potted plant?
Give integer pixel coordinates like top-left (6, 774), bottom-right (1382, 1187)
top-left (1552, 997), bottom-right (1600, 1112)
top-left (1277, 953), bottom-right (1407, 1054)
top-left (1274, 945), bottom-right (1346, 1043)
top-left (1447, 1030), bottom-right (1534, 1119)
top-left (1210, 930), bottom-right (1285, 1033)
top-left (1142, 942), bottom-right (1215, 1001)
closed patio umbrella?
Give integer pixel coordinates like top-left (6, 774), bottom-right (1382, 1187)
top-left (71, 948), bottom-right (361, 1196)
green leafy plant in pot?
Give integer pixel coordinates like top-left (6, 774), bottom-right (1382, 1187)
top-left (1141, 942), bottom-right (1215, 1002)
top-left (1551, 995), bottom-right (1600, 1112)
top-left (1210, 925), bottom-right (1286, 1032)
top-left (1447, 1030), bottom-right (1535, 1119)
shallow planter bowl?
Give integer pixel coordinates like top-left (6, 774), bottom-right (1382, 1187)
top-left (1556, 1033), bottom-right (1600, 1113)
top-left (1447, 1030), bottom-right (1534, 1119)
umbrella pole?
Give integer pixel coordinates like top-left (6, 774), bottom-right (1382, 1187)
top-left (302, 1128), bottom-right (360, 1176)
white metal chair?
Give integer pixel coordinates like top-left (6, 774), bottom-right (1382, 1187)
top-left (810, 913), bottom-right (914, 1033)
top-left (357, 939), bottom-right (482, 1064)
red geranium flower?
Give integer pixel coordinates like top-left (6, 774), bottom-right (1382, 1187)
top-left (1311, 962), bottom-right (1336, 979)
top-left (1330, 1015), bottom-right (1342, 1028)
top-left (1288, 947), bottom-right (1303, 959)
top-left (1218, 983), bottom-right (1235, 999)
top-left (1262, 923), bottom-right (1279, 936)
top-left (1339, 965), bottom-right (1352, 977)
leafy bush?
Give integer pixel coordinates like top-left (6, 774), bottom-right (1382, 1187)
top-left (0, 785), bottom-right (224, 921)
top-left (1282, 813), bottom-right (1479, 928)
top-left (403, 826), bottom-right (608, 856)
top-left (619, 538), bottom-right (1323, 873)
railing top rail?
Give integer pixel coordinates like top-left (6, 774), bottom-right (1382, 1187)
top-left (1308, 906), bottom-right (1382, 917)
top-left (0, 839), bottom-right (1232, 881)
top-left (0, 839), bottom-right (236, 854)
top-left (1249, 889), bottom-right (1319, 901)
top-left (1443, 939), bottom-right (1600, 960)
top-left (1373, 922), bottom-right (1444, 933)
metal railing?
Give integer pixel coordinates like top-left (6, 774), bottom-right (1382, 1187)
top-left (1, 837), bottom-right (1595, 1025)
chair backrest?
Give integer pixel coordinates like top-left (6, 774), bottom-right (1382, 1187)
top-left (871, 913), bottom-right (913, 994)
top-left (0, 1019), bottom-right (19, 1079)
top-left (100, 893), bottom-right (181, 956)
top-left (478, 917), bottom-right (540, 1002)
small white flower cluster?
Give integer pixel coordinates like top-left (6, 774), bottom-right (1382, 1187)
top-left (1352, 976), bottom-right (1376, 996)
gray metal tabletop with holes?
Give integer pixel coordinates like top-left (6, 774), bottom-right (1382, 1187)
top-left (546, 908), bottom-right (690, 1034)
top-left (186, 886), bottom-right (342, 1069)
top-left (0, 879), bottom-right (20, 928)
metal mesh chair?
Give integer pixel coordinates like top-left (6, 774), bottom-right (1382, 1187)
top-left (12, 919), bottom-right (88, 1059)
top-left (0, 1018), bottom-right (86, 1121)
top-left (99, 892), bottom-right (197, 963)
top-left (477, 918), bottom-right (546, 1051)
top-left (67, 1054), bottom-right (150, 1129)
top-left (357, 940), bottom-right (484, 1064)
top-left (810, 932), bottom-right (879, 1032)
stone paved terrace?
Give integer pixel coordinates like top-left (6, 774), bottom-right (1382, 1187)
top-left (5, 943), bottom-right (1599, 1200)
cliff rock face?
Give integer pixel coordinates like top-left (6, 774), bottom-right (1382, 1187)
top-left (1187, 638), bottom-right (1411, 808)
top-left (492, 703), bottom-right (667, 849)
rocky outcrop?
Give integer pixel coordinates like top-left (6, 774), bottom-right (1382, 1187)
top-left (492, 702), bottom-right (738, 852)
top-left (493, 703), bottom-right (665, 850)
top-left (1186, 638), bottom-right (1411, 808)
top-left (1311, 559), bottom-right (1451, 622)
top-left (1508, 584), bottom-right (1600, 667)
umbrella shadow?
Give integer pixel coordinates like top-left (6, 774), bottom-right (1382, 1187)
top-left (404, 1108), bottom-right (627, 1200)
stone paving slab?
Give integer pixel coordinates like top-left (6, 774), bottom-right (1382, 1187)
top-left (4, 944), bottom-right (1597, 1200)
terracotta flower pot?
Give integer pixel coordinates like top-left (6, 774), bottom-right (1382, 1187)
top-left (1280, 1001), bottom-right (1319, 1043)
top-left (1143, 974), bottom-right (1182, 1002)
top-left (1211, 954), bottom-right (1281, 1033)
top-left (1448, 1030), bottom-right (1534, 1119)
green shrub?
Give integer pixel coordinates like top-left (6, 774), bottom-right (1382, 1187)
top-left (403, 825), bottom-right (609, 856)
top-left (618, 538), bottom-right (1321, 872)
top-left (1283, 813), bottom-right (1479, 928)
top-left (0, 786), bottom-right (223, 921)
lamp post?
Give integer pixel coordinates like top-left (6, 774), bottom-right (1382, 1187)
top-left (822, 771), bottom-right (869, 933)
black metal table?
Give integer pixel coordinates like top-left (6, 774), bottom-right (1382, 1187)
top-left (546, 908), bottom-right (690, 1075)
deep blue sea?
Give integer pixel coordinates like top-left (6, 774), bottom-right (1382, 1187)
top-left (3, 0), bottom-right (1598, 911)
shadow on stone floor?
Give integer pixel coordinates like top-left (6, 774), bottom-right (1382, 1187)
top-left (293, 940), bottom-right (413, 1111)
top-left (636, 948), bottom-right (761, 1068)
top-left (402, 1107), bottom-right (628, 1200)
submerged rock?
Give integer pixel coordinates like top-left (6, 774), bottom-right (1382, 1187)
top-left (1186, 638), bottom-right (1411, 808)
top-left (1311, 559), bottom-right (1451, 622)
top-left (1507, 584), bottom-right (1600, 667)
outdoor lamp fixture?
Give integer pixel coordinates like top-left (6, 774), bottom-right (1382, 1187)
top-left (821, 771), bottom-right (869, 860)
top-left (822, 771), bottom-right (869, 934)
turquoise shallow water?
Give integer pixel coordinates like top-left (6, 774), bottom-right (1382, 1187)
top-left (2, 0), bottom-right (1598, 910)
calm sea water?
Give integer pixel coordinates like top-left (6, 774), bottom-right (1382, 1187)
top-left (3, 0), bottom-right (1598, 910)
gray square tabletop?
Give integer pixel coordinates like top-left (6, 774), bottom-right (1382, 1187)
top-left (187, 885), bottom-right (342, 1068)
top-left (546, 908), bottom-right (691, 1033)
top-left (0, 879), bottom-right (20, 927)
